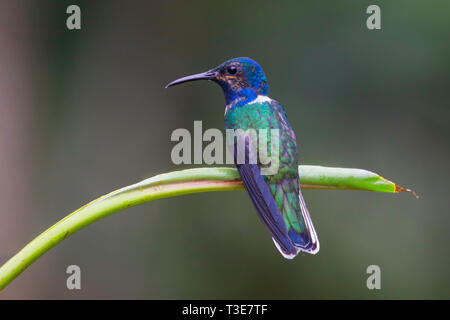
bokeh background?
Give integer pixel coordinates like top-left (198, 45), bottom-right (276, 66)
top-left (0, 0), bottom-right (449, 299)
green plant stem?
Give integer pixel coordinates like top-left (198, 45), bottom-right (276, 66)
top-left (0, 166), bottom-right (415, 291)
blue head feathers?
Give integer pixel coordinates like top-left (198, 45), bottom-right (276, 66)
top-left (213, 57), bottom-right (268, 105)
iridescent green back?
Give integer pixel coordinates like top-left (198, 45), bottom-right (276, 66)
top-left (224, 99), bottom-right (306, 235)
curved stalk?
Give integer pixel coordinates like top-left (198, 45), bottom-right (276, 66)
top-left (0, 166), bottom-right (416, 291)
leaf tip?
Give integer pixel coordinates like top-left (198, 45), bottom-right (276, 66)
top-left (395, 184), bottom-right (419, 199)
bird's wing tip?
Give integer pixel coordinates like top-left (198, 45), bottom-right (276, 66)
top-left (272, 238), bottom-right (298, 260)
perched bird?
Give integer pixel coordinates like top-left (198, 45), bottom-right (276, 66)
top-left (166, 57), bottom-right (319, 258)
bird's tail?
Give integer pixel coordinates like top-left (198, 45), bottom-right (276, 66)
top-left (291, 186), bottom-right (320, 254)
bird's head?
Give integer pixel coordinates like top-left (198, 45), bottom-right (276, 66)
top-left (166, 57), bottom-right (268, 106)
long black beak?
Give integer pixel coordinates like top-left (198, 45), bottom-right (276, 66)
top-left (165, 69), bottom-right (217, 88)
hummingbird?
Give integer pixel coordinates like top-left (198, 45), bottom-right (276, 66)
top-left (166, 57), bottom-right (319, 259)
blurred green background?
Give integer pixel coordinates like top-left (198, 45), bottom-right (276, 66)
top-left (0, 0), bottom-right (449, 299)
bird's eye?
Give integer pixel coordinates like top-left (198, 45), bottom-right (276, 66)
top-left (227, 66), bottom-right (237, 75)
